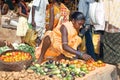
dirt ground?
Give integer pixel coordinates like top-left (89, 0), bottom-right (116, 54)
top-left (0, 26), bottom-right (21, 43)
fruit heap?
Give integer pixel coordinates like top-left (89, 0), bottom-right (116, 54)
top-left (29, 59), bottom-right (106, 80)
top-left (60, 59), bottom-right (106, 71)
top-left (0, 51), bottom-right (32, 62)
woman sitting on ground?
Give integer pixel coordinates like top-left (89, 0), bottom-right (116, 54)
top-left (36, 12), bottom-right (93, 64)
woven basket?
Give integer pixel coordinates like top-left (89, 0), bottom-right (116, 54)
top-left (0, 50), bottom-right (33, 71)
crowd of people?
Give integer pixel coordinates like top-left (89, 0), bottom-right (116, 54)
top-left (1, 0), bottom-right (120, 64)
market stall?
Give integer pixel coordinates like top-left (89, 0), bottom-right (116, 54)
top-left (0, 44), bottom-right (118, 80)
top-left (0, 0), bottom-right (119, 79)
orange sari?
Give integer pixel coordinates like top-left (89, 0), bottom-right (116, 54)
top-left (35, 21), bottom-right (82, 59)
top-left (46, 3), bottom-right (70, 29)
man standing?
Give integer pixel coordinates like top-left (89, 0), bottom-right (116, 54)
top-left (28, 0), bottom-right (49, 46)
top-left (78, 0), bottom-right (97, 60)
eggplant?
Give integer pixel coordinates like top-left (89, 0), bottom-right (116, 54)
top-left (55, 61), bottom-right (60, 66)
top-left (78, 72), bottom-right (86, 77)
top-left (45, 64), bottom-right (57, 69)
top-left (49, 74), bottom-right (53, 78)
top-left (70, 71), bottom-right (76, 76)
top-left (49, 59), bottom-right (54, 64)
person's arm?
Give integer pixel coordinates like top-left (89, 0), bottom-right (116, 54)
top-left (48, 6), bottom-right (54, 30)
top-left (18, 4), bottom-right (28, 18)
top-left (1, 4), bottom-right (8, 15)
top-left (0, 40), bottom-right (6, 47)
top-left (0, 40), bottom-right (14, 49)
top-left (60, 25), bottom-right (81, 55)
top-left (18, 7), bottom-right (28, 18)
top-left (60, 25), bottom-right (93, 61)
top-left (31, 6), bottom-right (36, 28)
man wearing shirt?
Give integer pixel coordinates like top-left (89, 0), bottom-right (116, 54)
top-left (78, 0), bottom-right (97, 60)
top-left (28, 0), bottom-right (49, 46)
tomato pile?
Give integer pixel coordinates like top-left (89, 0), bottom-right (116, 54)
top-left (0, 51), bottom-right (32, 62)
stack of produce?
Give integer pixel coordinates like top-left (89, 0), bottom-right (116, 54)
top-left (60, 59), bottom-right (106, 71)
top-left (0, 46), bottom-right (10, 54)
top-left (0, 43), bottom-right (35, 60)
top-left (14, 44), bottom-right (35, 60)
top-left (0, 50), bottom-right (33, 71)
top-left (0, 51), bottom-right (32, 62)
top-left (29, 59), bottom-right (106, 80)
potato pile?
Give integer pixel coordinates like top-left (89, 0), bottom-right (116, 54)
top-left (0, 70), bottom-right (60, 80)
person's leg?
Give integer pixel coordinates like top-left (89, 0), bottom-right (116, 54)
top-left (85, 29), bottom-right (97, 60)
top-left (37, 36), bottom-right (51, 63)
top-left (36, 27), bottom-right (46, 47)
top-left (36, 37), bottom-right (42, 47)
top-left (98, 31), bottom-right (104, 59)
top-left (21, 36), bottom-right (25, 43)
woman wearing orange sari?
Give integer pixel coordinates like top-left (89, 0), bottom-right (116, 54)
top-left (36, 12), bottom-right (93, 64)
top-left (46, 0), bottom-right (70, 30)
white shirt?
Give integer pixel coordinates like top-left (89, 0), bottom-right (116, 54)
top-left (28, 0), bottom-right (49, 28)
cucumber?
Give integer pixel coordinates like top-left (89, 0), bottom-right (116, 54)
top-left (51, 69), bottom-right (60, 74)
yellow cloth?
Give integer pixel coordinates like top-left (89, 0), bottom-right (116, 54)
top-left (103, 0), bottom-right (120, 29)
top-left (80, 34), bottom-right (100, 54)
top-left (36, 21), bottom-right (82, 59)
top-left (46, 3), bottom-right (70, 28)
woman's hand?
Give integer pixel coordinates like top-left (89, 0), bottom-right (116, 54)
top-left (81, 53), bottom-right (93, 61)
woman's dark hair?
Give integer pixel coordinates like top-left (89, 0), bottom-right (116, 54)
top-left (56, 0), bottom-right (62, 5)
top-left (56, 0), bottom-right (62, 3)
top-left (70, 11), bottom-right (85, 21)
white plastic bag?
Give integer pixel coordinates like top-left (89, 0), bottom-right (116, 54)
top-left (89, 1), bottom-right (105, 31)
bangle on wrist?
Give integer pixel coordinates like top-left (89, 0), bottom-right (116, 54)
top-left (76, 51), bottom-right (83, 57)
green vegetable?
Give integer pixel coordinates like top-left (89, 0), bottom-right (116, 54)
top-left (34, 64), bottom-right (40, 67)
top-left (45, 64), bottom-right (57, 69)
top-left (29, 66), bottom-right (37, 70)
top-left (56, 74), bottom-right (62, 79)
top-left (68, 64), bottom-right (75, 69)
top-left (17, 44), bottom-right (35, 60)
top-left (51, 69), bottom-right (60, 74)
top-left (0, 46), bottom-right (10, 54)
top-left (74, 68), bottom-right (81, 74)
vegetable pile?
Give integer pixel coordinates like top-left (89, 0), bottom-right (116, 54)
top-left (0, 51), bottom-right (32, 62)
top-left (0, 43), bottom-right (35, 60)
top-left (0, 46), bottom-right (10, 54)
top-left (17, 44), bottom-right (35, 60)
top-left (29, 59), bottom-right (106, 80)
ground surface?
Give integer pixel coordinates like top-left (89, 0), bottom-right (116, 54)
top-left (0, 26), bottom-right (21, 43)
